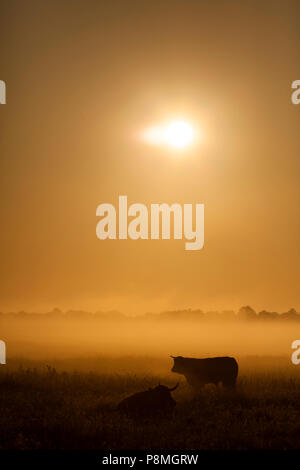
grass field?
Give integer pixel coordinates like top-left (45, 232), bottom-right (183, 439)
top-left (1, 357), bottom-right (300, 450)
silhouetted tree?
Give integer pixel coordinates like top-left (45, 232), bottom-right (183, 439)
top-left (237, 306), bottom-right (257, 321)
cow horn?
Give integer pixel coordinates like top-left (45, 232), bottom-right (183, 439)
top-left (168, 382), bottom-right (179, 392)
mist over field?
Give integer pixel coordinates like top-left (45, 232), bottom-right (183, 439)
top-left (1, 307), bottom-right (299, 373)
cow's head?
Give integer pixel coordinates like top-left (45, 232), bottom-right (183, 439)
top-left (153, 383), bottom-right (179, 393)
top-left (170, 355), bottom-right (185, 374)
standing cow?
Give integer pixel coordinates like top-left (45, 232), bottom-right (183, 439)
top-left (118, 383), bottom-right (179, 419)
top-left (171, 356), bottom-right (238, 389)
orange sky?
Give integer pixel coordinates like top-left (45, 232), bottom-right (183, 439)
top-left (0, 0), bottom-right (300, 314)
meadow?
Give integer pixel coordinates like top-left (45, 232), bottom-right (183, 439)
top-left (1, 356), bottom-right (300, 450)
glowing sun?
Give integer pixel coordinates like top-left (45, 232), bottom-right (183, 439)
top-left (142, 120), bottom-right (196, 150)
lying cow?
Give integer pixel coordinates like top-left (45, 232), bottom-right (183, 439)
top-left (171, 355), bottom-right (238, 389)
top-left (118, 383), bottom-right (179, 419)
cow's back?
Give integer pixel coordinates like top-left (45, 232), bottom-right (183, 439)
top-left (198, 357), bottom-right (238, 382)
top-left (118, 390), bottom-right (151, 412)
top-left (180, 356), bottom-right (238, 387)
top-left (118, 388), bottom-right (176, 418)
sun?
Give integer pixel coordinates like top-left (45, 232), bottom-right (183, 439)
top-left (142, 119), bottom-right (196, 150)
top-left (164, 121), bottom-right (194, 149)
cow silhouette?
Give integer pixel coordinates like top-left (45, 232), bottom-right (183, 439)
top-left (118, 383), bottom-right (179, 419)
top-left (171, 356), bottom-right (238, 389)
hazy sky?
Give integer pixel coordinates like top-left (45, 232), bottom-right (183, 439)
top-left (0, 0), bottom-right (300, 314)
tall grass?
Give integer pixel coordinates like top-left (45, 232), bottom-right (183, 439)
top-left (1, 358), bottom-right (300, 450)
